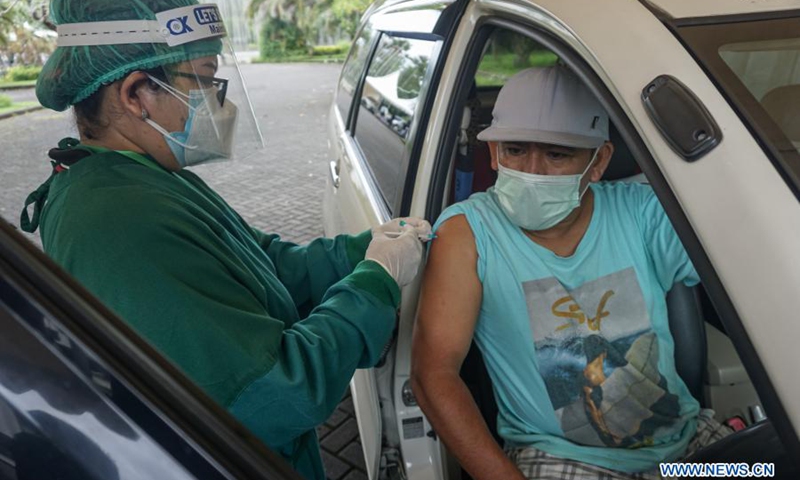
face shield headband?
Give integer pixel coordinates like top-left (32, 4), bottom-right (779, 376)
top-left (56, 4), bottom-right (228, 48)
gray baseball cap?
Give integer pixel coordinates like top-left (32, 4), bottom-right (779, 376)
top-left (477, 65), bottom-right (609, 149)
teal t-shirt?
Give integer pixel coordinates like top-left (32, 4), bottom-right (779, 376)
top-left (434, 182), bottom-right (700, 472)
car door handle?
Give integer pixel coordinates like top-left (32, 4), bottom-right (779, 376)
top-left (329, 159), bottom-right (341, 188)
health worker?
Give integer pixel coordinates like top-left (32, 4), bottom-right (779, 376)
top-left (20, 1), bottom-right (431, 478)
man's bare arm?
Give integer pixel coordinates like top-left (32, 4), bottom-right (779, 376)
top-left (411, 215), bottom-right (525, 480)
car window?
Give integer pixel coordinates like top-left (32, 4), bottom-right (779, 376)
top-left (336, 23), bottom-right (375, 124)
top-left (476, 30), bottom-right (558, 87)
top-left (443, 29), bottom-right (566, 205)
top-left (353, 34), bottom-right (438, 211)
top-left (676, 17), bottom-right (800, 195)
top-left (719, 39), bottom-right (800, 153)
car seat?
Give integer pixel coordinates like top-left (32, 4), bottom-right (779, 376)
top-left (760, 84), bottom-right (800, 143)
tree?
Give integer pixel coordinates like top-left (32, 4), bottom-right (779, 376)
top-left (330, 0), bottom-right (371, 39)
top-left (370, 38), bottom-right (411, 77)
top-left (397, 55), bottom-right (428, 99)
top-left (247, 0), bottom-right (326, 51)
top-left (0, 0), bottom-right (54, 67)
top-left (1, 1), bottom-right (25, 47)
top-left (247, 0), bottom-right (371, 49)
top-left (259, 16), bottom-right (305, 58)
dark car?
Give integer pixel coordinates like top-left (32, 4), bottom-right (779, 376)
top-left (0, 219), bottom-right (302, 480)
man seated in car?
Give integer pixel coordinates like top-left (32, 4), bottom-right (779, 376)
top-left (411, 65), bottom-right (731, 479)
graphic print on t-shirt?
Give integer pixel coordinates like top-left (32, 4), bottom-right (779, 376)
top-left (523, 267), bottom-right (682, 448)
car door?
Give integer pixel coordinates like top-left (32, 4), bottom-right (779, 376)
top-left (0, 218), bottom-right (302, 480)
top-left (406, 0), bottom-right (800, 475)
top-left (323, 1), bottom-right (465, 477)
top-left (518, 0), bottom-right (800, 458)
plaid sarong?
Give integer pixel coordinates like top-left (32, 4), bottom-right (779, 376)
top-left (506, 409), bottom-right (733, 480)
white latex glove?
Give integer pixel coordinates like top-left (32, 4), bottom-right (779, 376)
top-left (366, 217), bottom-right (433, 287)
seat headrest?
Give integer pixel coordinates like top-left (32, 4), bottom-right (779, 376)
top-left (761, 84), bottom-right (800, 142)
top-left (602, 122), bottom-right (640, 181)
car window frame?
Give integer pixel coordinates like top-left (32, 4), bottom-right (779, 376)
top-left (426, 14), bottom-right (800, 459)
top-left (336, 1), bottom-right (465, 218)
top-left (0, 219), bottom-right (303, 480)
top-left (350, 30), bottom-right (444, 213)
top-left (337, 21), bottom-right (381, 133)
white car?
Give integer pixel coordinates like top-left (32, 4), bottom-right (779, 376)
top-left (325, 0), bottom-right (800, 478)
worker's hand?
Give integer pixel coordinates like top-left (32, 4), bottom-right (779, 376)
top-left (366, 217), bottom-right (432, 287)
top-left (373, 217), bottom-right (433, 239)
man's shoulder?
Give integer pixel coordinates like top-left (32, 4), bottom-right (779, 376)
top-left (594, 179), bottom-right (653, 195)
top-left (436, 190), bottom-right (500, 232)
top-left (594, 180), bottom-right (657, 211)
top-left (443, 190), bottom-right (501, 217)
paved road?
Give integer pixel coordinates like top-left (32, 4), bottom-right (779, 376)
top-left (1, 108), bottom-right (71, 242)
top-left (0, 62), bottom-right (368, 480)
top-left (2, 63), bottom-right (339, 245)
top-left (1, 88), bottom-right (38, 103)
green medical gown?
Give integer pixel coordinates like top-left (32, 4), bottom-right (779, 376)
top-left (25, 144), bottom-right (399, 479)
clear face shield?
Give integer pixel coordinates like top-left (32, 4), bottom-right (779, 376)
top-left (142, 49), bottom-right (264, 167)
top-left (55, 3), bottom-right (264, 167)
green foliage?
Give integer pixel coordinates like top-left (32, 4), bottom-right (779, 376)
top-left (330, 0), bottom-right (371, 38)
top-left (397, 56), bottom-right (428, 99)
top-left (475, 53), bottom-right (559, 87)
top-left (249, 0), bottom-right (317, 52)
top-left (330, 0), bottom-right (370, 17)
top-left (4, 65), bottom-right (42, 81)
top-left (0, 2), bottom-right (23, 47)
top-left (476, 32), bottom-right (558, 87)
top-left (1, 1), bottom-right (54, 63)
top-left (0, 100), bottom-right (39, 116)
top-left (311, 44), bottom-right (348, 56)
top-left (259, 16), bottom-right (307, 59)
top-left (369, 37), bottom-right (411, 77)
top-left (247, 0), bottom-right (371, 46)
top-left (0, 94), bottom-right (11, 108)
top-left (252, 53), bottom-right (346, 64)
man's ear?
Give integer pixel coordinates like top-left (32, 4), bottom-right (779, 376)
top-left (118, 71), bottom-right (156, 119)
top-left (589, 141), bottom-right (614, 182)
top-left (488, 141), bottom-right (499, 171)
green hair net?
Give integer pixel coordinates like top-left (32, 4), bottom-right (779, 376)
top-left (37, 0), bottom-right (223, 111)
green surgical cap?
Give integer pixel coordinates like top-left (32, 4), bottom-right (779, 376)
top-left (37, 0), bottom-right (223, 111)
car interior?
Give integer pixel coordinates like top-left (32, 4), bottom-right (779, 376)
top-left (431, 25), bottom-right (797, 477)
top-left (761, 84), bottom-right (800, 150)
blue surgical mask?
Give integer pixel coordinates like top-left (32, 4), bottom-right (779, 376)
top-left (493, 149), bottom-right (598, 231)
top-left (143, 75), bottom-right (238, 168)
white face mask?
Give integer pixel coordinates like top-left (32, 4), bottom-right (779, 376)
top-left (143, 74), bottom-right (238, 168)
top-left (493, 148), bottom-right (599, 231)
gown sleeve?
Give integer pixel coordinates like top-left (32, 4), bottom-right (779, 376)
top-left (228, 260), bottom-right (399, 450)
top-left (250, 228), bottom-right (372, 314)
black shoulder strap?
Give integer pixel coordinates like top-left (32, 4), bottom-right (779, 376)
top-left (20, 138), bottom-right (92, 233)
top-left (48, 137), bottom-right (93, 169)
